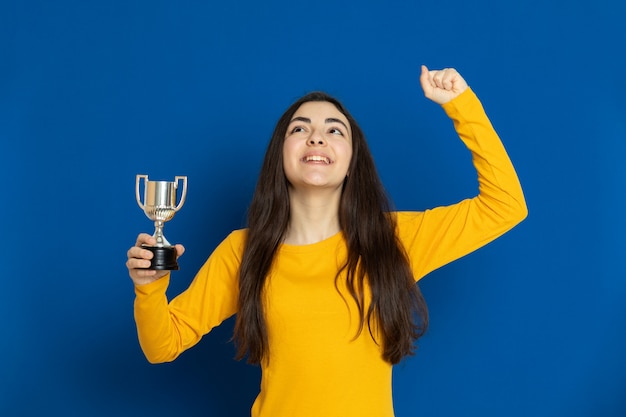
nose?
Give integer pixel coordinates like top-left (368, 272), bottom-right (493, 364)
top-left (307, 130), bottom-right (326, 146)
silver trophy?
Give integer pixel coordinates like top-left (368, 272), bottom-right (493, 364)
top-left (136, 174), bottom-right (187, 270)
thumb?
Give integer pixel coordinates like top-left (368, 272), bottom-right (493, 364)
top-left (419, 64), bottom-right (433, 96)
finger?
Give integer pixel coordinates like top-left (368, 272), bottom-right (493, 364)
top-left (135, 233), bottom-right (156, 247)
top-left (126, 256), bottom-right (154, 271)
top-left (450, 69), bottom-right (468, 93)
top-left (127, 246), bottom-right (154, 261)
top-left (420, 65), bottom-right (435, 95)
top-left (444, 68), bottom-right (460, 90)
top-left (175, 244), bottom-right (186, 257)
top-left (432, 69), bottom-right (446, 89)
top-left (419, 65), bottom-right (431, 86)
top-left (441, 68), bottom-right (457, 90)
top-left (131, 268), bottom-right (158, 279)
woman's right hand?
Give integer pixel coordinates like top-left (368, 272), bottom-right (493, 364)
top-left (126, 233), bottom-right (185, 286)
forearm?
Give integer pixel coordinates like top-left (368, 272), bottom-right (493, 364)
top-left (442, 88), bottom-right (527, 227)
top-left (134, 275), bottom-right (189, 363)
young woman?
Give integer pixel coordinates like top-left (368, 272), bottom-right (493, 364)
top-left (126, 65), bottom-right (527, 417)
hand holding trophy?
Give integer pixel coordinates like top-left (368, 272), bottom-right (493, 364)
top-left (135, 174), bottom-right (187, 270)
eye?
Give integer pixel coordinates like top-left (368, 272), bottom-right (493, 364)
top-left (290, 126), bottom-right (306, 134)
top-left (329, 128), bottom-right (344, 136)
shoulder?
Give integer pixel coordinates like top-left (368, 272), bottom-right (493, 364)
top-left (226, 228), bottom-right (248, 243)
top-left (213, 228), bottom-right (248, 259)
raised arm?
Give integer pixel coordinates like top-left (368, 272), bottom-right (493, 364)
top-left (397, 66), bottom-right (528, 280)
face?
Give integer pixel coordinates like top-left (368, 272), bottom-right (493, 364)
top-left (282, 101), bottom-right (353, 192)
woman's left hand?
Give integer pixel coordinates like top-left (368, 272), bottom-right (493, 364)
top-left (419, 65), bottom-right (468, 105)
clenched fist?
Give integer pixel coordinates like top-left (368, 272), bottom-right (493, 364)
top-left (420, 65), bottom-right (468, 105)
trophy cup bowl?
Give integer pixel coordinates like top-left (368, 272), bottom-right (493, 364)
top-left (136, 174), bottom-right (187, 270)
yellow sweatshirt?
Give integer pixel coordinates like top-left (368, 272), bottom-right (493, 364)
top-left (133, 88), bottom-right (527, 417)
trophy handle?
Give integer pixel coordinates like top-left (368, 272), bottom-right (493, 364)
top-left (136, 174), bottom-right (148, 210)
top-left (174, 176), bottom-right (187, 211)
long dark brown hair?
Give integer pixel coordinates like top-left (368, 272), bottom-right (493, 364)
top-left (234, 91), bottom-right (428, 365)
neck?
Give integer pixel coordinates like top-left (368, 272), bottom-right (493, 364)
top-left (283, 187), bottom-right (342, 245)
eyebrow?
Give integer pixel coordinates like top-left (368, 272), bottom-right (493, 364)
top-left (289, 116), bottom-right (350, 131)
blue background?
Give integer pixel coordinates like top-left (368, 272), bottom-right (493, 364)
top-left (2, 0), bottom-right (625, 416)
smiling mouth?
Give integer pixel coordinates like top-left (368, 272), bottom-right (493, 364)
top-left (302, 155), bottom-right (331, 164)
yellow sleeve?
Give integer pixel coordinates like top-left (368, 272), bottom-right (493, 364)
top-left (396, 88), bottom-right (528, 280)
top-left (133, 229), bottom-right (246, 363)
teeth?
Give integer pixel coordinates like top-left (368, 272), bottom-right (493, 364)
top-left (304, 155), bottom-right (330, 164)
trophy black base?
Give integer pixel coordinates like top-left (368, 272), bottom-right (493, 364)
top-left (142, 246), bottom-right (179, 270)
